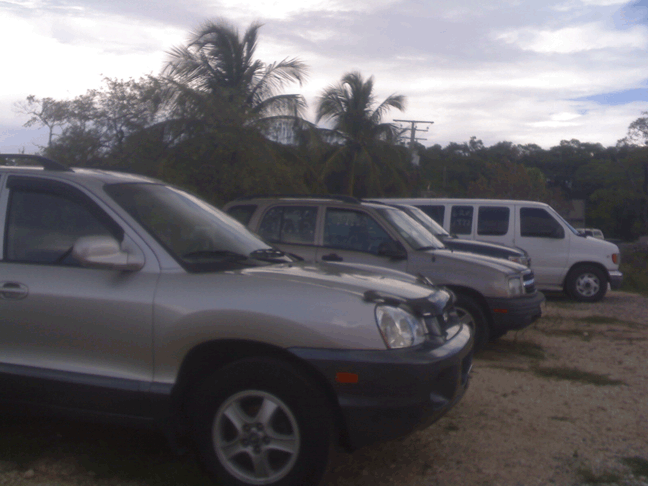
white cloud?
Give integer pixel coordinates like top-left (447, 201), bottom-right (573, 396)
top-left (497, 22), bottom-right (648, 53)
top-left (209, 0), bottom-right (400, 21)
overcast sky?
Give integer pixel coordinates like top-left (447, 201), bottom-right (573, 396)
top-left (2, 0), bottom-right (648, 153)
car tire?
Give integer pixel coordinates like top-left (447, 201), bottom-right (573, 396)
top-left (565, 265), bottom-right (607, 302)
top-left (188, 357), bottom-right (332, 486)
top-left (454, 294), bottom-right (489, 350)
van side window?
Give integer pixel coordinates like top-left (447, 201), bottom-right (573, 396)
top-left (520, 207), bottom-right (564, 238)
top-left (417, 205), bottom-right (445, 225)
top-left (258, 206), bottom-right (317, 245)
top-left (478, 207), bottom-right (510, 236)
top-left (450, 206), bottom-right (473, 235)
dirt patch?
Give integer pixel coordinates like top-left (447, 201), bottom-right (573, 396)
top-left (1, 291), bottom-right (647, 486)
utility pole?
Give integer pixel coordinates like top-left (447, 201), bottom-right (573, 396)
top-left (394, 119), bottom-right (434, 148)
top-left (394, 119), bottom-right (434, 166)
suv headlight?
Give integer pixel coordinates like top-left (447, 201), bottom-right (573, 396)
top-left (507, 276), bottom-right (525, 297)
top-left (508, 255), bottom-right (531, 267)
top-left (375, 305), bottom-right (426, 349)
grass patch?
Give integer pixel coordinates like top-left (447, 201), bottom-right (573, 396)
top-left (622, 456), bottom-right (648, 477)
top-left (532, 367), bottom-right (625, 386)
top-left (577, 466), bottom-right (623, 484)
top-left (478, 340), bottom-right (546, 361)
top-left (620, 249), bottom-right (648, 296)
top-left (576, 316), bottom-right (625, 325)
top-left (0, 416), bottom-right (208, 486)
top-left (443, 423), bottom-right (460, 432)
top-left (540, 329), bottom-right (594, 341)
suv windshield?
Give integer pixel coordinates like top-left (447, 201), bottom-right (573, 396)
top-left (105, 183), bottom-right (288, 271)
top-left (400, 205), bottom-right (451, 239)
top-left (376, 207), bottom-right (444, 250)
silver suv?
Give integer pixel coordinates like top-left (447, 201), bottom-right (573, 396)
top-left (0, 156), bottom-right (472, 486)
top-left (224, 196), bottom-right (545, 349)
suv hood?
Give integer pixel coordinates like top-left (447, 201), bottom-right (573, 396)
top-left (443, 237), bottom-right (526, 257)
top-left (430, 248), bottom-right (527, 274)
top-left (236, 261), bottom-right (450, 304)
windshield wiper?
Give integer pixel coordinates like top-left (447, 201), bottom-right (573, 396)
top-left (182, 250), bottom-right (249, 262)
top-left (249, 248), bottom-right (291, 262)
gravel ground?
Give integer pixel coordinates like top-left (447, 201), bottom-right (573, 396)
top-left (323, 291), bottom-right (648, 486)
top-left (1, 290), bottom-right (647, 486)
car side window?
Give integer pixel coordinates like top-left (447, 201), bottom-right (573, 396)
top-left (324, 208), bottom-right (392, 254)
top-left (520, 207), bottom-right (565, 238)
top-left (257, 206), bottom-right (317, 245)
top-left (226, 204), bottom-right (257, 226)
top-left (5, 189), bottom-right (114, 265)
top-left (478, 206), bottom-right (510, 236)
top-left (450, 206), bottom-right (473, 235)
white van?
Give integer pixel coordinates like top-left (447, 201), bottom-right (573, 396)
top-left (382, 198), bottom-right (623, 302)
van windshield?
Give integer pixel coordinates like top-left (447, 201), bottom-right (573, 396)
top-left (376, 207), bottom-right (444, 250)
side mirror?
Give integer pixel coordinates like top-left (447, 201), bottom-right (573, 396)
top-left (72, 235), bottom-right (145, 271)
top-left (377, 240), bottom-right (408, 260)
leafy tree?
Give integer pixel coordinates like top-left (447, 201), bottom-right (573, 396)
top-left (16, 77), bottom-right (166, 169)
top-left (15, 95), bottom-right (69, 147)
top-left (315, 71), bottom-right (409, 196)
top-left (466, 160), bottom-right (549, 201)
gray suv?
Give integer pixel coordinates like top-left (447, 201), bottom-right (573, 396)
top-left (0, 156), bottom-right (472, 486)
top-left (224, 196), bottom-right (545, 349)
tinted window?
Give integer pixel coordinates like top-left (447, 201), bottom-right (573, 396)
top-left (5, 190), bottom-right (113, 265)
top-left (520, 207), bottom-right (564, 238)
top-left (478, 206), bottom-right (510, 236)
top-left (324, 209), bottom-right (392, 254)
top-left (258, 206), bottom-right (317, 245)
top-left (450, 206), bottom-right (473, 235)
top-left (227, 204), bottom-right (257, 226)
top-left (417, 205), bottom-right (445, 225)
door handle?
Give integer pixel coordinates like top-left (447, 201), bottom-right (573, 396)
top-left (321, 253), bottom-right (343, 262)
top-left (0, 282), bottom-right (29, 300)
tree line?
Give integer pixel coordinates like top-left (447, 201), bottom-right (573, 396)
top-left (10, 19), bottom-right (648, 241)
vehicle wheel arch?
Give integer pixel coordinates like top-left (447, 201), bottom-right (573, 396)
top-left (444, 285), bottom-right (492, 349)
top-left (563, 262), bottom-right (609, 302)
top-left (563, 261), bottom-right (610, 286)
top-left (444, 286), bottom-right (492, 324)
top-left (170, 339), bottom-right (346, 447)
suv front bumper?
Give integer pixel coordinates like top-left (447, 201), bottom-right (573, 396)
top-left (486, 292), bottom-right (545, 336)
top-left (288, 324), bottom-right (473, 451)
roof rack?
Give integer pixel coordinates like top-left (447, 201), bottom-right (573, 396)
top-left (0, 154), bottom-right (71, 172)
top-left (234, 194), bottom-right (361, 204)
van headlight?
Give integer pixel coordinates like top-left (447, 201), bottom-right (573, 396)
top-left (375, 305), bottom-right (426, 348)
top-left (507, 276), bottom-right (525, 296)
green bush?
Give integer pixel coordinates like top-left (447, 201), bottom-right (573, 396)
top-left (620, 247), bottom-right (648, 296)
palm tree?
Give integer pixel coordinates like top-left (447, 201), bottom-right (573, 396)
top-left (158, 19), bottom-right (312, 203)
top-left (163, 19), bottom-right (308, 134)
top-left (315, 71), bottom-right (408, 196)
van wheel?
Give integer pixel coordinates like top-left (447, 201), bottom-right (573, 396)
top-left (565, 265), bottom-right (607, 302)
top-left (454, 294), bottom-right (489, 350)
top-left (188, 357), bottom-right (331, 486)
